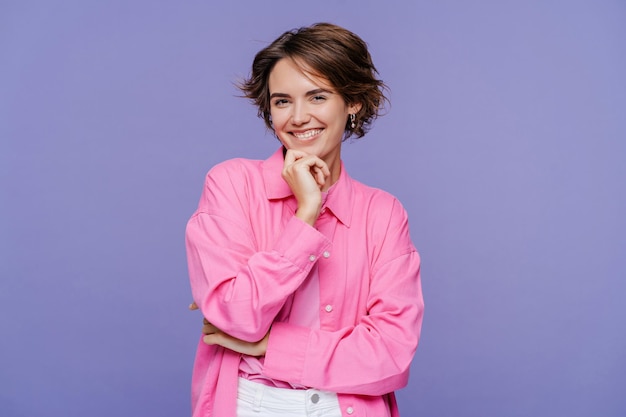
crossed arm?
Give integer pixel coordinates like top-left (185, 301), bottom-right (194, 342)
top-left (189, 301), bottom-right (269, 357)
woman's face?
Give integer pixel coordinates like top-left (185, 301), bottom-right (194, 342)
top-left (268, 58), bottom-right (360, 174)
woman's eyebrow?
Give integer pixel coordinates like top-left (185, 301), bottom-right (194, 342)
top-left (269, 92), bottom-right (290, 99)
top-left (269, 88), bottom-right (333, 99)
top-left (306, 88), bottom-right (332, 96)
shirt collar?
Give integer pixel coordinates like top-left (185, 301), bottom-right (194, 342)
top-left (262, 147), bottom-right (354, 227)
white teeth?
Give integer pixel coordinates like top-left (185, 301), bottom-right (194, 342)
top-left (293, 129), bottom-right (322, 139)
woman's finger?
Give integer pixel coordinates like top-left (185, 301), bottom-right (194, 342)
top-left (286, 156), bottom-right (329, 181)
top-left (283, 149), bottom-right (308, 165)
top-left (202, 322), bottom-right (219, 335)
top-left (311, 166), bottom-right (326, 188)
top-left (202, 333), bottom-right (221, 345)
top-left (284, 150), bottom-right (328, 174)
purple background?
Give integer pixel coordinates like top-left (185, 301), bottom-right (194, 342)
top-left (2, 1), bottom-right (625, 416)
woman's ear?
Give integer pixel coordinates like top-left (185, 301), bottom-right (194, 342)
top-left (348, 102), bottom-right (363, 115)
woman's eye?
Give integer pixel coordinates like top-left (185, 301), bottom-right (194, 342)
top-left (274, 99), bottom-right (289, 106)
top-left (312, 95), bottom-right (326, 102)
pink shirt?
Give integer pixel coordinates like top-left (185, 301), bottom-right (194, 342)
top-left (186, 148), bottom-right (424, 417)
top-left (239, 189), bottom-right (330, 389)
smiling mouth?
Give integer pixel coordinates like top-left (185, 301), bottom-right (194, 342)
top-left (292, 129), bottom-right (323, 140)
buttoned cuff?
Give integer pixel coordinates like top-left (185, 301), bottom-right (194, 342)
top-left (273, 216), bottom-right (331, 272)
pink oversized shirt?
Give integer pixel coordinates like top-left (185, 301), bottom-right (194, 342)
top-left (186, 148), bottom-right (424, 417)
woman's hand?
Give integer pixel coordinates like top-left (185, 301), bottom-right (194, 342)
top-left (282, 149), bottom-right (330, 226)
top-left (189, 302), bottom-right (269, 356)
top-left (201, 318), bottom-right (269, 356)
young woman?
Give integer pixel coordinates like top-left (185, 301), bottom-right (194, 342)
top-left (186, 22), bottom-right (424, 417)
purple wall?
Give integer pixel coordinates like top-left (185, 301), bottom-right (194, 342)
top-left (1, 1), bottom-right (625, 416)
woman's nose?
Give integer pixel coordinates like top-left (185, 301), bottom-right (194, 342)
top-left (290, 101), bottom-right (310, 125)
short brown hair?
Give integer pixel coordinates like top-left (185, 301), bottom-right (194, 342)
top-left (239, 22), bottom-right (388, 139)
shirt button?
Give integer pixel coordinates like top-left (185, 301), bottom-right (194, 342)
top-left (322, 251), bottom-right (330, 258)
top-left (309, 255), bottom-right (316, 262)
top-left (346, 406), bottom-right (354, 414)
top-left (324, 304), bottom-right (333, 313)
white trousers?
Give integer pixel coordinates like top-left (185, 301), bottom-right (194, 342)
top-left (236, 378), bottom-right (342, 417)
